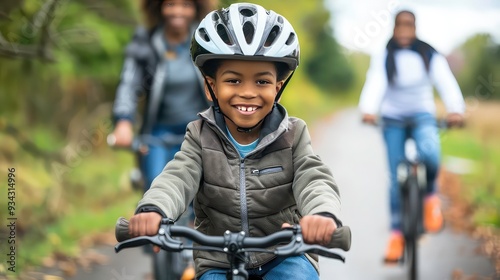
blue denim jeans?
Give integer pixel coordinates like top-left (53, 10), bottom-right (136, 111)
top-left (382, 113), bottom-right (440, 230)
top-left (199, 255), bottom-right (318, 280)
top-left (140, 123), bottom-right (187, 192)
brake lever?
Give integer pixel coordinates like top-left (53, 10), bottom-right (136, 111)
top-left (275, 225), bottom-right (345, 262)
top-left (115, 235), bottom-right (164, 253)
top-left (292, 244), bottom-right (345, 262)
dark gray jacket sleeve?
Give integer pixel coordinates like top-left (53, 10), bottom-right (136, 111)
top-left (112, 56), bottom-right (143, 122)
top-left (112, 26), bottom-right (155, 122)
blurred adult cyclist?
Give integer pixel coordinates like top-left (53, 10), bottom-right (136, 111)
top-left (111, 0), bottom-right (216, 191)
top-left (358, 10), bottom-right (465, 262)
top-left (110, 2), bottom-right (216, 278)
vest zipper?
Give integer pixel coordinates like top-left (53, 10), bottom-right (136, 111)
top-left (240, 159), bottom-right (258, 266)
top-left (250, 166), bottom-right (284, 176)
top-left (239, 159), bottom-right (249, 235)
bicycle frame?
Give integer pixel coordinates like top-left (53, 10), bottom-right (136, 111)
top-left (368, 118), bottom-right (454, 280)
top-left (115, 218), bottom-right (351, 280)
top-left (398, 158), bottom-right (426, 280)
top-left (396, 121), bottom-right (442, 280)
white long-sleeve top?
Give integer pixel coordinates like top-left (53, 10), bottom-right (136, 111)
top-left (358, 49), bottom-right (465, 119)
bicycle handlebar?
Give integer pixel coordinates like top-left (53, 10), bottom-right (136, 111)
top-left (364, 118), bottom-right (463, 129)
top-left (114, 217), bottom-right (351, 262)
top-left (107, 134), bottom-right (185, 152)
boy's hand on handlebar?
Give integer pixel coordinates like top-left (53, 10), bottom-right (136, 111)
top-left (129, 212), bottom-right (163, 253)
top-left (282, 215), bottom-right (337, 246)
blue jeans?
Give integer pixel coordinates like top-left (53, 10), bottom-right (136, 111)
top-left (140, 123), bottom-right (187, 192)
top-left (200, 255), bottom-right (318, 280)
top-left (382, 113), bottom-right (440, 231)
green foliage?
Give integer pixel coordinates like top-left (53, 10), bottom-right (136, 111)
top-left (0, 0), bottom-right (140, 272)
top-left (441, 113), bottom-right (500, 228)
top-left (446, 34), bottom-right (500, 226)
top-left (454, 34), bottom-right (500, 100)
top-left (303, 8), bottom-right (354, 93)
top-left (0, 0), bottom-right (135, 124)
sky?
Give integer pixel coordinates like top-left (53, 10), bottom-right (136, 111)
top-left (324, 0), bottom-right (500, 55)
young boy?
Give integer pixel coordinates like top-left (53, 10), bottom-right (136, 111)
top-left (128, 3), bottom-right (343, 279)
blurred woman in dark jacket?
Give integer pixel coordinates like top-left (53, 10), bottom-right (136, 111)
top-left (111, 0), bottom-right (217, 191)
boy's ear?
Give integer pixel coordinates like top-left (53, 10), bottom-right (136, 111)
top-left (204, 77), bottom-right (216, 101)
top-left (275, 81), bottom-right (284, 94)
top-left (275, 81), bottom-right (284, 103)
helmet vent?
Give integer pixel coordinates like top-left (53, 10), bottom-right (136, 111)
top-left (212, 12), bottom-right (220, 21)
top-left (242, 21), bottom-right (255, 44)
top-left (285, 33), bottom-right (296, 46)
top-left (277, 16), bottom-right (284, 24)
top-left (198, 28), bottom-right (210, 42)
top-left (264, 25), bottom-right (280, 47)
top-left (239, 8), bottom-right (255, 17)
top-left (216, 24), bottom-right (232, 45)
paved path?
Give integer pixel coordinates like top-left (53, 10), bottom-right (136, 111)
top-left (60, 108), bottom-right (495, 280)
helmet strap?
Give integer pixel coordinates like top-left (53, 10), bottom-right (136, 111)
top-left (274, 71), bottom-right (295, 103)
top-left (204, 78), bottom-right (220, 112)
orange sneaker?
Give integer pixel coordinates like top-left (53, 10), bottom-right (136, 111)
top-left (424, 194), bottom-right (444, 233)
top-left (384, 232), bottom-right (404, 263)
top-left (181, 263), bottom-right (195, 280)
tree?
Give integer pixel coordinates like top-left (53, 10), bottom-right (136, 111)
top-left (454, 34), bottom-right (500, 100)
top-left (0, 0), bottom-right (62, 61)
top-left (302, 6), bottom-right (354, 93)
top-left (0, 0), bottom-right (135, 124)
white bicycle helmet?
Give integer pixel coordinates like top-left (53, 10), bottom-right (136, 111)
top-left (191, 2), bottom-right (300, 71)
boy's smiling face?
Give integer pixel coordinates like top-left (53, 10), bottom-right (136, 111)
top-left (205, 60), bottom-right (283, 143)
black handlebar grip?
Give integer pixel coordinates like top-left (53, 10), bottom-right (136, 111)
top-left (116, 217), bottom-right (133, 242)
top-left (328, 226), bottom-right (351, 251)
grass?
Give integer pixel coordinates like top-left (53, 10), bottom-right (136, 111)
top-left (439, 104), bottom-right (500, 227)
top-left (0, 133), bottom-right (142, 276)
top-left (19, 191), bottom-right (141, 269)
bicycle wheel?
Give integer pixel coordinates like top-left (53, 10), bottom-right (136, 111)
top-left (405, 173), bottom-right (420, 280)
top-left (153, 249), bottom-right (184, 280)
top-left (399, 165), bottom-right (416, 239)
top-left (405, 236), bottom-right (417, 280)
top-left (153, 207), bottom-right (193, 280)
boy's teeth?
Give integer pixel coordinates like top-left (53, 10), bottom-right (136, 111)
top-left (237, 106), bottom-right (256, 112)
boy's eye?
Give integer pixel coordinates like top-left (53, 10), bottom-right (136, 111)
top-left (256, 80), bottom-right (271, 85)
top-left (226, 79), bottom-right (240, 84)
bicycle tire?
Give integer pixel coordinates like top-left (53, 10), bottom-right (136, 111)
top-left (153, 249), bottom-right (185, 280)
top-left (399, 168), bottom-right (414, 239)
top-left (406, 236), bottom-right (417, 280)
top-left (398, 161), bottom-right (419, 279)
top-left (405, 171), bottom-right (420, 280)
top-left (153, 209), bottom-right (192, 280)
